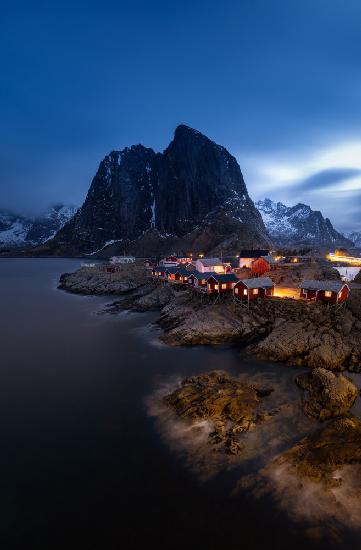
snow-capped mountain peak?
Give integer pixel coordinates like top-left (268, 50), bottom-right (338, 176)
top-left (0, 204), bottom-right (78, 250)
top-left (256, 198), bottom-right (352, 248)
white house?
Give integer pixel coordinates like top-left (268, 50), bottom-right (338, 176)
top-left (110, 256), bottom-right (135, 264)
top-left (195, 258), bottom-right (225, 274)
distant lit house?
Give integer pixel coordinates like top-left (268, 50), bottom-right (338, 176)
top-left (195, 258), bottom-right (225, 273)
top-left (238, 250), bottom-right (270, 268)
top-left (233, 277), bottom-right (274, 301)
top-left (299, 280), bottom-right (350, 304)
top-left (251, 255), bottom-right (277, 276)
top-left (159, 256), bottom-right (179, 267)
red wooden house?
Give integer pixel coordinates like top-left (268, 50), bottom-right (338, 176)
top-left (233, 277), bottom-right (274, 301)
top-left (204, 273), bottom-right (238, 294)
top-left (299, 280), bottom-right (350, 304)
top-left (187, 271), bottom-right (214, 289)
top-left (251, 256), bottom-right (277, 276)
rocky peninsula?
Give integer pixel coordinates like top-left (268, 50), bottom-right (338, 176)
top-left (59, 264), bottom-right (361, 372)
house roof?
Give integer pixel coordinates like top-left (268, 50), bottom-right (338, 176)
top-left (236, 277), bottom-right (274, 289)
top-left (239, 249), bottom-right (270, 258)
top-left (188, 271), bottom-right (217, 280)
top-left (223, 257), bottom-right (240, 268)
top-left (260, 255), bottom-right (277, 264)
top-left (196, 257), bottom-right (223, 267)
top-left (299, 280), bottom-right (347, 293)
top-left (206, 273), bottom-right (238, 283)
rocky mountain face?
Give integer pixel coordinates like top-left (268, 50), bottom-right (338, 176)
top-left (37, 125), bottom-right (271, 256)
top-left (0, 204), bottom-right (77, 250)
top-left (346, 231), bottom-right (361, 248)
top-left (256, 198), bottom-right (352, 249)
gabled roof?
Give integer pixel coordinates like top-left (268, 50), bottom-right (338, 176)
top-left (188, 271), bottom-right (216, 280)
top-left (196, 257), bottom-right (223, 267)
top-left (206, 273), bottom-right (238, 283)
top-left (299, 280), bottom-right (348, 293)
top-left (239, 249), bottom-right (270, 258)
top-left (236, 277), bottom-right (274, 289)
top-left (260, 255), bottom-right (277, 264)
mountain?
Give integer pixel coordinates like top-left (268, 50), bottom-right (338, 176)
top-left (256, 198), bottom-right (352, 249)
top-left (346, 231), bottom-right (361, 248)
top-left (0, 204), bottom-right (78, 250)
top-left (37, 125), bottom-right (271, 256)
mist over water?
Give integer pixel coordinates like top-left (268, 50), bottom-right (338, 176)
top-left (0, 258), bottom-right (359, 549)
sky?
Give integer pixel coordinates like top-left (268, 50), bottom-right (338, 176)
top-left (1, 0), bottom-right (361, 232)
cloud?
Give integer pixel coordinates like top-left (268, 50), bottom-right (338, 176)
top-left (242, 140), bottom-right (361, 232)
top-left (296, 168), bottom-right (361, 192)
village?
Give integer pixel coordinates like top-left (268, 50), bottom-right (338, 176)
top-left (94, 249), bottom-right (358, 308)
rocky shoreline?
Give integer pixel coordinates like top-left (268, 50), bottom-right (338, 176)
top-left (59, 266), bottom-right (361, 372)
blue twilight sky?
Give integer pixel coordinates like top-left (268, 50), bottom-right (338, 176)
top-left (1, 0), bottom-right (361, 231)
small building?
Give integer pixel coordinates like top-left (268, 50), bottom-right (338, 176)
top-left (233, 277), bottom-right (274, 301)
top-left (251, 255), bottom-right (277, 276)
top-left (164, 267), bottom-right (191, 284)
top-left (187, 271), bottom-right (215, 289)
top-left (143, 259), bottom-right (154, 268)
top-left (152, 266), bottom-right (168, 279)
top-left (203, 273), bottom-right (238, 294)
top-left (195, 258), bottom-right (225, 273)
top-left (239, 250), bottom-right (270, 269)
top-left (159, 256), bottom-right (179, 267)
top-left (299, 280), bottom-right (350, 304)
top-left (110, 256), bottom-right (135, 264)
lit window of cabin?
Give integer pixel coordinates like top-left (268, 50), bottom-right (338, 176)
top-left (243, 289), bottom-right (248, 296)
top-left (235, 288), bottom-right (239, 294)
top-left (221, 283), bottom-right (227, 289)
top-left (325, 290), bottom-right (332, 298)
top-left (214, 284), bottom-right (219, 290)
top-left (253, 288), bottom-right (259, 295)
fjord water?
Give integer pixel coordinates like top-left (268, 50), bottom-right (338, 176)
top-left (0, 259), bottom-right (356, 549)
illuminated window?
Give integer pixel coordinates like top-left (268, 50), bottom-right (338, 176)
top-left (243, 289), bottom-right (248, 296)
top-left (235, 288), bottom-right (239, 294)
top-left (253, 288), bottom-right (259, 295)
top-left (325, 290), bottom-right (332, 298)
top-left (222, 283), bottom-right (227, 289)
top-left (214, 284), bottom-right (219, 290)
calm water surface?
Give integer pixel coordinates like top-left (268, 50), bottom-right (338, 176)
top-left (0, 259), bottom-right (357, 549)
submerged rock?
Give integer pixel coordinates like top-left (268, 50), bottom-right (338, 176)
top-left (162, 371), bottom-right (274, 455)
top-left (295, 367), bottom-right (358, 421)
top-left (274, 414), bottom-right (361, 485)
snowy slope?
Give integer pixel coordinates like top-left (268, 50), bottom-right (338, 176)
top-left (346, 231), bottom-right (361, 247)
top-left (256, 198), bottom-right (352, 248)
top-left (0, 204), bottom-right (78, 249)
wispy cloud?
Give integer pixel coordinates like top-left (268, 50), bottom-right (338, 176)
top-left (241, 141), bottom-right (361, 232)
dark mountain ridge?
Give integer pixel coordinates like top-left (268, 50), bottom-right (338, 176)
top-left (36, 125), bottom-right (271, 256)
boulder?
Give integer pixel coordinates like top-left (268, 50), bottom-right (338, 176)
top-left (295, 367), bottom-right (358, 420)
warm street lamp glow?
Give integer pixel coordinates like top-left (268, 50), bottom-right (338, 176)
top-left (328, 253), bottom-right (361, 266)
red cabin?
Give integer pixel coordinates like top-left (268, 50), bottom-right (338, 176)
top-left (251, 256), bottom-right (277, 276)
top-left (299, 280), bottom-right (350, 304)
top-left (233, 277), bottom-right (274, 301)
top-left (204, 273), bottom-right (238, 294)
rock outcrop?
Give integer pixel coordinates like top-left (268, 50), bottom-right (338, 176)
top-left (163, 371), bottom-right (274, 455)
top-left (274, 414), bottom-right (361, 485)
top-left (35, 125), bottom-right (271, 256)
top-left (295, 368), bottom-right (358, 420)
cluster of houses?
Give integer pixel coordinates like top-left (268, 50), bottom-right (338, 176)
top-left (151, 252), bottom-right (350, 305)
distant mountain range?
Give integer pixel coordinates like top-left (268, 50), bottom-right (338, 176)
top-left (256, 198), bottom-right (353, 249)
top-left (0, 204), bottom-right (78, 250)
top-left (345, 231), bottom-right (361, 248)
top-left (3, 127), bottom-right (359, 256)
top-left (32, 125), bottom-right (271, 257)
